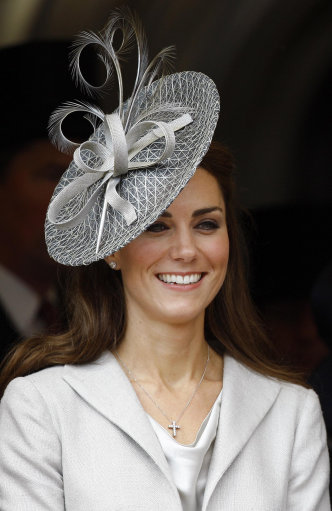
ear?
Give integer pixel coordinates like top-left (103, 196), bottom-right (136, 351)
top-left (104, 253), bottom-right (120, 270)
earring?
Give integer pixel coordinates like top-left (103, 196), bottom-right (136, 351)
top-left (108, 261), bottom-right (117, 270)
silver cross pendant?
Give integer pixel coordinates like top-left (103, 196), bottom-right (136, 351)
top-left (168, 420), bottom-right (180, 437)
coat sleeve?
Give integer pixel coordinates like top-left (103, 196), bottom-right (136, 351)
top-left (287, 388), bottom-right (331, 510)
top-left (0, 377), bottom-right (65, 511)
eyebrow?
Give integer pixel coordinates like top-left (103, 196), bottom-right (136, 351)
top-left (160, 206), bottom-right (223, 218)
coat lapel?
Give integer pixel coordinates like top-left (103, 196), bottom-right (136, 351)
top-left (63, 351), bottom-right (282, 508)
top-left (203, 355), bottom-right (282, 510)
top-left (63, 351), bottom-right (173, 484)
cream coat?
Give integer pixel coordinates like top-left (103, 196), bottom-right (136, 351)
top-left (0, 352), bottom-right (330, 510)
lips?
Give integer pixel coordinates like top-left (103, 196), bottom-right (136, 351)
top-left (157, 273), bottom-right (202, 285)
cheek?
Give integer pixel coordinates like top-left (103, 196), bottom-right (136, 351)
top-left (117, 239), bottom-right (163, 282)
top-left (207, 234), bottom-right (229, 270)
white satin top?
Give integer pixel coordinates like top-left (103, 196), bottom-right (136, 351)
top-left (148, 390), bottom-right (222, 511)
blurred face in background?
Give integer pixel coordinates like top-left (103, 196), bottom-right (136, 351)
top-left (0, 138), bottom-right (71, 283)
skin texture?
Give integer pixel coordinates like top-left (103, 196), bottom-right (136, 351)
top-left (105, 168), bottom-right (228, 443)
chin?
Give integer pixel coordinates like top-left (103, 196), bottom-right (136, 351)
top-left (156, 305), bottom-right (205, 326)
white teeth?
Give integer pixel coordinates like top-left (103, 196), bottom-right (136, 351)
top-left (158, 273), bottom-right (202, 284)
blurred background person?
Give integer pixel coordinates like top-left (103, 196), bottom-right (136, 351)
top-left (251, 205), bottom-right (331, 376)
top-left (0, 41), bottom-right (90, 362)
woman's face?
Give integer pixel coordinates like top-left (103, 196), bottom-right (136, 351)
top-left (107, 167), bottom-right (229, 326)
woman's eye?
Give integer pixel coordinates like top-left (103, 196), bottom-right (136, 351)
top-left (145, 222), bottom-right (169, 233)
top-left (196, 220), bottom-right (219, 230)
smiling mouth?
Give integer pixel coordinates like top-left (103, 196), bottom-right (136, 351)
top-left (157, 273), bottom-right (203, 285)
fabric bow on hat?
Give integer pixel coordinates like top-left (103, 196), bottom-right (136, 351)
top-left (45, 9), bottom-right (220, 266)
top-left (47, 105), bottom-right (192, 253)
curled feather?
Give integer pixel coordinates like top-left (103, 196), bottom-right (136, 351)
top-left (104, 7), bottom-right (137, 59)
top-left (145, 46), bottom-right (176, 87)
top-left (124, 45), bottom-right (176, 130)
top-left (48, 101), bottom-right (105, 154)
top-left (69, 30), bottom-right (113, 97)
top-left (49, 8), bottom-right (177, 155)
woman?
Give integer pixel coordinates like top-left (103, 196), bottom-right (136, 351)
top-left (0, 10), bottom-right (330, 511)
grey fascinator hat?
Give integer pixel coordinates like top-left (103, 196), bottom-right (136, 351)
top-left (45, 9), bottom-right (220, 266)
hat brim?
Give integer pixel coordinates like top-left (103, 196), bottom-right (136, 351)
top-left (45, 71), bottom-right (220, 266)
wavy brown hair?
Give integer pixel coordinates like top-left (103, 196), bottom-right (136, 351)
top-left (0, 142), bottom-right (305, 396)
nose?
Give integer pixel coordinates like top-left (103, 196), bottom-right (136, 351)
top-left (169, 228), bottom-right (197, 262)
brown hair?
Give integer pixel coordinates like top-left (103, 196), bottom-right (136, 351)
top-left (0, 142), bottom-right (305, 396)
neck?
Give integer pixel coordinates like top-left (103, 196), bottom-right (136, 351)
top-left (117, 311), bottom-right (208, 387)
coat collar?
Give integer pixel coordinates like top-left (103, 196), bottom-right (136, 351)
top-left (63, 351), bottom-right (282, 507)
top-left (63, 351), bottom-right (174, 486)
top-left (202, 354), bottom-right (281, 510)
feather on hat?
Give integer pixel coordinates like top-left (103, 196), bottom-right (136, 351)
top-left (45, 8), bottom-right (220, 266)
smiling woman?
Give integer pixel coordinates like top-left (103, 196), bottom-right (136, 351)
top-left (0, 8), bottom-right (330, 511)
top-left (105, 168), bottom-right (229, 330)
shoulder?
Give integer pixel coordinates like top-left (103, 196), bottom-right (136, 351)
top-left (274, 379), bottom-right (322, 426)
top-left (0, 365), bottom-right (70, 427)
top-left (224, 354), bottom-right (321, 415)
top-left (1, 352), bottom-right (108, 408)
top-left (3, 364), bottom-right (67, 401)
top-left (1, 351), bottom-right (117, 408)
top-left (0, 355), bottom-right (107, 437)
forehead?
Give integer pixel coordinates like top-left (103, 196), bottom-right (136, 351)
top-left (166, 167), bottom-right (224, 213)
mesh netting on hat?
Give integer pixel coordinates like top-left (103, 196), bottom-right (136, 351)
top-left (45, 71), bottom-right (219, 266)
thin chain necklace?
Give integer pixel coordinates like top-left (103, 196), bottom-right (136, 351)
top-left (115, 346), bottom-right (210, 437)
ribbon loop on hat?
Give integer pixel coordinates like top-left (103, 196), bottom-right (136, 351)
top-left (104, 113), bottom-right (128, 176)
top-left (47, 112), bottom-right (193, 253)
